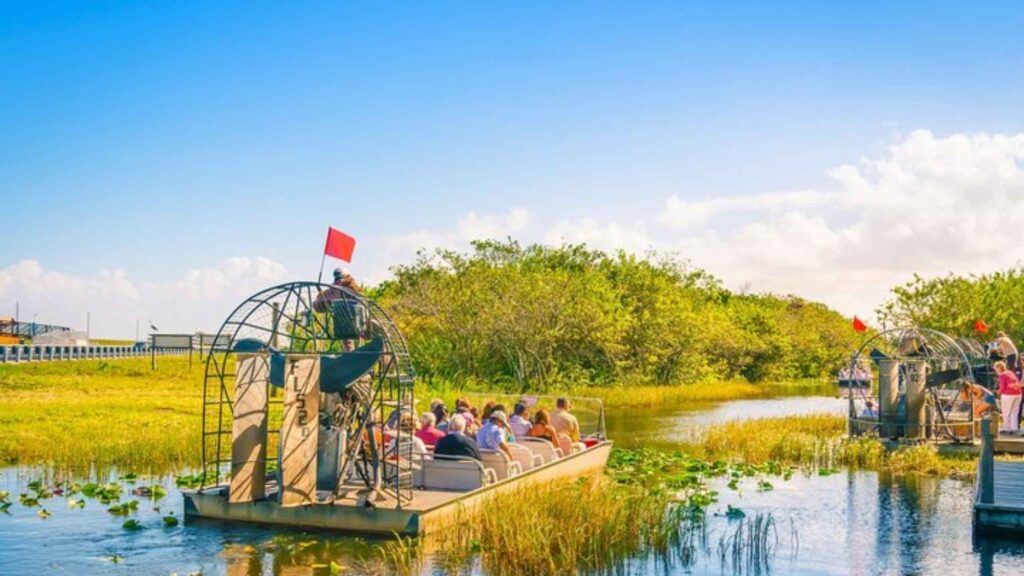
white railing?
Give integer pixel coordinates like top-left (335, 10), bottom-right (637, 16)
top-left (0, 345), bottom-right (190, 363)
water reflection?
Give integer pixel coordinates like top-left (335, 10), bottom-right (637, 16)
top-left (605, 395), bottom-right (847, 449)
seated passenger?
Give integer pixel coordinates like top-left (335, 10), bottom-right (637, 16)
top-left (386, 413), bottom-right (427, 458)
top-left (528, 409), bottom-right (560, 447)
top-left (434, 414), bottom-right (482, 461)
top-left (433, 404), bottom-right (450, 432)
top-left (960, 382), bottom-right (997, 419)
top-left (550, 397), bottom-right (581, 443)
top-left (415, 412), bottom-right (446, 447)
top-left (480, 401), bottom-right (497, 423)
top-left (476, 410), bottom-right (513, 459)
top-left (509, 402), bottom-right (532, 437)
top-left (859, 399), bottom-right (879, 419)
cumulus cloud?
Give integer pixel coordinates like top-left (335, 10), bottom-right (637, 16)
top-left (543, 130), bottom-right (1024, 317)
top-left (0, 257), bottom-right (289, 338)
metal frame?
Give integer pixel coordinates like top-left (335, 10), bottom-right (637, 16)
top-left (198, 281), bottom-right (416, 508)
top-left (847, 327), bottom-right (978, 443)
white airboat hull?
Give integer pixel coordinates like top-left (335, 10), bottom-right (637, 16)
top-left (183, 441), bottom-right (612, 536)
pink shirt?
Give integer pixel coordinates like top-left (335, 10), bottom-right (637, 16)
top-left (415, 426), bottom-right (446, 446)
top-left (999, 371), bottom-right (1021, 396)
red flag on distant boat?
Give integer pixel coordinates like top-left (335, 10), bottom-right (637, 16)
top-left (975, 319), bottom-right (989, 334)
top-left (852, 316), bottom-right (867, 333)
top-left (323, 227), bottom-right (356, 263)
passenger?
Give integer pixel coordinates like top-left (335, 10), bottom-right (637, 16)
top-left (434, 414), bottom-right (482, 461)
top-left (429, 398), bottom-right (444, 414)
top-left (550, 397), bottom-right (581, 443)
top-left (415, 412), bottom-right (446, 447)
top-left (455, 398), bottom-right (476, 426)
top-left (859, 399), bottom-right (879, 419)
top-left (960, 382), bottom-right (997, 420)
top-left (468, 407), bottom-right (481, 433)
top-left (476, 410), bottom-right (513, 459)
top-left (995, 332), bottom-right (1019, 373)
top-left (996, 361), bottom-right (1022, 435)
top-left (528, 409), bottom-right (559, 447)
top-left (480, 401), bottom-right (497, 423)
top-left (433, 404), bottom-right (450, 432)
top-left (387, 413), bottom-right (427, 457)
top-left (509, 402), bottom-right (532, 437)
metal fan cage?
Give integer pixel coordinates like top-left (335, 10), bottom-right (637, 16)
top-left (847, 327), bottom-right (982, 443)
top-left (198, 281), bottom-right (417, 506)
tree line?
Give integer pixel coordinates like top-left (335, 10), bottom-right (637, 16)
top-left (371, 240), bottom-right (860, 390)
top-left (878, 268), bottom-right (1024, 342)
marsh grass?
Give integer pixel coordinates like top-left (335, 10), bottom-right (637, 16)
top-left (415, 376), bottom-right (833, 412)
top-left (423, 475), bottom-right (703, 576)
top-left (695, 415), bottom-right (979, 478)
top-left (0, 357), bottom-right (202, 473)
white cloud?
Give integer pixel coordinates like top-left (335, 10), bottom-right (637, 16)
top-left (0, 257), bottom-right (289, 338)
top-left (540, 130), bottom-right (1024, 318)
top-left (9, 130), bottom-right (1024, 334)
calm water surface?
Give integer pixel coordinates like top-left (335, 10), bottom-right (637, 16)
top-left (2, 395), bottom-right (1023, 575)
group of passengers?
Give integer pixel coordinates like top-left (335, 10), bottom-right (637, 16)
top-left (388, 396), bottom-right (583, 463)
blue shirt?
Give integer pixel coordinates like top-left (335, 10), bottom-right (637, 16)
top-left (476, 422), bottom-right (506, 451)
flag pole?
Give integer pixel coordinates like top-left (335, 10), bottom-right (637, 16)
top-left (317, 252), bottom-right (327, 284)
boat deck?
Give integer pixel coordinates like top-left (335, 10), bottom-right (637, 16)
top-left (184, 441), bottom-right (612, 535)
top-left (974, 420), bottom-right (1024, 536)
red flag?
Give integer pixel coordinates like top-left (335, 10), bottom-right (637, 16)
top-left (323, 227), bottom-right (356, 262)
top-left (975, 319), bottom-right (989, 334)
top-left (852, 316), bottom-right (867, 333)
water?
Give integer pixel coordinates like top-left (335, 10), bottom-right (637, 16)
top-left (2, 395), bottom-right (1024, 575)
top-left (605, 395), bottom-right (848, 449)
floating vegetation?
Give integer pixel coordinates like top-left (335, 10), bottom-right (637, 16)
top-left (122, 518), bottom-right (143, 530)
top-left (175, 472), bottom-right (217, 489)
top-left (107, 501), bottom-right (139, 516)
top-left (162, 513), bottom-right (179, 527)
top-left (66, 497), bottom-right (86, 509)
top-left (36, 508), bottom-right (52, 519)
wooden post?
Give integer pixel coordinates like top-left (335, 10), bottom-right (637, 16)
top-left (981, 416), bottom-right (995, 505)
top-left (230, 355), bottom-right (270, 503)
top-left (279, 356), bottom-right (320, 507)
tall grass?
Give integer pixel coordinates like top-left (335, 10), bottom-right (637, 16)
top-left (425, 475), bottom-right (703, 576)
top-left (694, 415), bottom-right (978, 478)
top-left (0, 357), bottom-right (202, 473)
top-left (415, 376), bottom-right (833, 411)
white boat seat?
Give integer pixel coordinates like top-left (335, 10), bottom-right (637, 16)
top-left (507, 442), bottom-right (544, 472)
top-left (556, 433), bottom-right (575, 458)
top-left (413, 455), bottom-right (497, 491)
top-left (516, 436), bottom-right (562, 462)
top-left (480, 449), bottom-right (523, 481)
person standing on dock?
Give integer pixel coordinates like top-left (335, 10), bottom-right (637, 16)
top-left (995, 331), bottom-right (1018, 373)
top-left (995, 361), bottom-right (1022, 436)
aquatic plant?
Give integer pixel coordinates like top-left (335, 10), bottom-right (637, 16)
top-left (717, 513), bottom-right (779, 573)
top-left (418, 475), bottom-right (708, 576)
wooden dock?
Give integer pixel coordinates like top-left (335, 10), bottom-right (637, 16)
top-left (974, 418), bottom-right (1024, 535)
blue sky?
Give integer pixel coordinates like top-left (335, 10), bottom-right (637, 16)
top-left (3, 2), bottom-right (1024, 336)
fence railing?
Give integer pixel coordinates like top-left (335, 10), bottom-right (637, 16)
top-left (0, 345), bottom-right (190, 363)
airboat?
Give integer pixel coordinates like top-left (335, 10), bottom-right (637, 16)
top-left (181, 281), bottom-right (612, 535)
top-left (845, 327), bottom-right (994, 444)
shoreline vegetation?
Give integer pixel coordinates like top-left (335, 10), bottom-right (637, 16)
top-left (0, 357), bottom-right (832, 472)
top-left (0, 357), bottom-right (994, 480)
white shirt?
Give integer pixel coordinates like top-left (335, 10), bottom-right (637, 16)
top-left (509, 414), bottom-right (532, 436)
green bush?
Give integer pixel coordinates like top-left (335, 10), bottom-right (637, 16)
top-left (374, 240), bottom-right (859, 390)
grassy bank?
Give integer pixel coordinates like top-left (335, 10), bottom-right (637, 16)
top-left (690, 414), bottom-right (978, 478)
top-left (573, 379), bottom-right (832, 408)
top-left (0, 357), bottom-right (202, 472)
